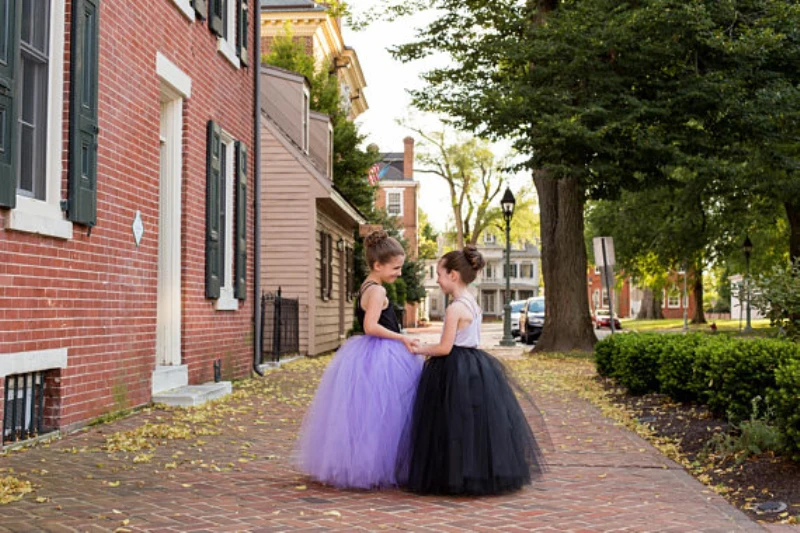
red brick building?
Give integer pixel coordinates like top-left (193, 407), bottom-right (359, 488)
top-left (373, 137), bottom-right (420, 327)
top-left (0, 0), bottom-right (256, 441)
top-left (587, 268), bottom-right (696, 320)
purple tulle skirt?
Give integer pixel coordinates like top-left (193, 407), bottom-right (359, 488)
top-left (295, 335), bottom-right (424, 489)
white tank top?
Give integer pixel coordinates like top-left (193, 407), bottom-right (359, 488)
top-left (449, 295), bottom-right (482, 348)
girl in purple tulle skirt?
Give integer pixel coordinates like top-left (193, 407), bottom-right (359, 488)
top-left (295, 230), bottom-right (423, 489)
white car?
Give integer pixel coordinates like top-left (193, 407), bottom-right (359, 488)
top-left (510, 300), bottom-right (526, 337)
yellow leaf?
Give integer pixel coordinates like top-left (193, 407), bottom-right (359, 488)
top-left (108, 481), bottom-right (120, 487)
top-left (324, 510), bottom-right (342, 518)
top-left (294, 485), bottom-right (307, 490)
top-left (35, 497), bottom-right (48, 503)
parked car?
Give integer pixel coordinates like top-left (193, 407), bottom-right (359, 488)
top-left (510, 300), bottom-right (526, 337)
top-left (519, 296), bottom-right (545, 344)
top-left (594, 308), bottom-right (622, 330)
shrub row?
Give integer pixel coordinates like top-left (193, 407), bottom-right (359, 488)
top-left (594, 333), bottom-right (800, 458)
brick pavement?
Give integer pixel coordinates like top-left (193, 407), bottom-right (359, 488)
top-left (0, 350), bottom-right (769, 533)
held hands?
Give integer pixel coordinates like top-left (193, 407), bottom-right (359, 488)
top-left (401, 336), bottom-right (421, 354)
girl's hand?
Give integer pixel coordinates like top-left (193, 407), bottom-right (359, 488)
top-left (401, 337), bottom-right (419, 353)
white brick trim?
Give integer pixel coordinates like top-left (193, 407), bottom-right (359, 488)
top-left (0, 348), bottom-right (68, 378)
top-left (156, 52), bottom-right (192, 99)
top-left (169, 0), bottom-right (195, 21)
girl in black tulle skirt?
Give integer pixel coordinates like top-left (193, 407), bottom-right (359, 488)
top-left (405, 246), bottom-right (547, 495)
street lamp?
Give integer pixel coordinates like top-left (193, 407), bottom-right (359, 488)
top-left (500, 187), bottom-right (516, 347)
top-left (743, 235), bottom-right (753, 333)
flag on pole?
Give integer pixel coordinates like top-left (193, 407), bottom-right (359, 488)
top-left (367, 163), bottom-right (381, 185)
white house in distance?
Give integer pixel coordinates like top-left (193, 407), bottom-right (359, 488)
top-left (729, 274), bottom-right (765, 321)
top-left (423, 235), bottom-right (541, 321)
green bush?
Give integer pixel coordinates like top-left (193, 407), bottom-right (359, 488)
top-left (774, 358), bottom-right (800, 459)
top-left (594, 334), bottom-right (622, 377)
top-left (753, 260), bottom-right (800, 341)
top-left (695, 337), bottom-right (799, 422)
top-left (656, 333), bottom-right (709, 402)
top-left (610, 333), bottom-right (664, 395)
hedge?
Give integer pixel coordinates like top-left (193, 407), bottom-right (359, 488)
top-left (593, 333), bottom-right (800, 455)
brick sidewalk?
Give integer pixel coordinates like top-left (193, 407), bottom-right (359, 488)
top-left (0, 354), bottom-right (767, 532)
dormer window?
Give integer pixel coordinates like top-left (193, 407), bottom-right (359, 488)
top-left (302, 86), bottom-right (310, 153)
top-left (327, 122), bottom-right (334, 178)
top-left (484, 233), bottom-right (497, 244)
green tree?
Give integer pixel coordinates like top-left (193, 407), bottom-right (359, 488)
top-left (418, 209), bottom-right (440, 260)
top-left (379, 0), bottom-right (800, 351)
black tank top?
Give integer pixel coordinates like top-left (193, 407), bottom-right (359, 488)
top-left (355, 281), bottom-right (401, 334)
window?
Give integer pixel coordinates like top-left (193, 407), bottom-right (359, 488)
top-left (327, 123), bottom-right (333, 178)
top-left (484, 233), bottom-right (496, 244)
top-left (215, 0), bottom-right (240, 67)
top-left (592, 289), bottom-right (600, 309)
top-left (667, 287), bottom-right (681, 308)
top-left (302, 87), bottom-right (310, 153)
top-left (521, 263), bottom-right (533, 278)
top-left (386, 190), bottom-right (402, 216)
top-left (4, 0), bottom-right (72, 239)
top-left (602, 288), bottom-right (609, 308)
top-left (345, 246), bottom-right (354, 301)
top-left (430, 296), bottom-right (439, 312)
top-left (484, 264), bottom-right (493, 279)
top-left (429, 265), bottom-right (435, 279)
top-left (320, 231), bottom-right (333, 300)
top-left (482, 291), bottom-right (496, 314)
top-left (18, 0), bottom-right (50, 201)
top-left (594, 266), bottom-right (601, 274)
top-left (205, 122), bottom-right (246, 301)
top-left (503, 263), bottom-right (518, 278)
top-left (215, 135), bottom-right (238, 310)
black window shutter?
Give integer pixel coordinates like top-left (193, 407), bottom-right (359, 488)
top-left (205, 121), bottom-right (222, 299)
top-left (68, 0), bottom-right (101, 226)
top-left (234, 141), bottom-right (247, 300)
top-left (209, 0), bottom-right (223, 36)
top-left (192, 0), bottom-right (207, 20)
top-left (0, 0), bottom-right (20, 208)
top-left (327, 234), bottom-right (333, 300)
top-left (320, 231), bottom-right (327, 300)
top-left (236, 0), bottom-right (249, 66)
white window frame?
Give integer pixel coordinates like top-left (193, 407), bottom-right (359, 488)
top-left (215, 132), bottom-right (238, 311)
top-left (327, 122), bottom-right (333, 178)
top-left (667, 287), bottom-right (681, 309)
top-left (301, 86), bottom-right (310, 153)
top-left (169, 0), bottom-right (195, 20)
top-left (484, 233), bottom-right (496, 244)
top-left (386, 188), bottom-right (403, 217)
top-left (217, 0), bottom-right (241, 68)
top-left (7, 0), bottom-right (72, 240)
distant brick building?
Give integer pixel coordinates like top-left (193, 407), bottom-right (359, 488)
top-left (0, 0), bottom-right (256, 441)
top-left (373, 137), bottom-right (420, 327)
top-left (586, 269), bottom-right (696, 320)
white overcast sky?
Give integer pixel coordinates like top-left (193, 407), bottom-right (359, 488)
top-left (341, 2), bottom-right (532, 232)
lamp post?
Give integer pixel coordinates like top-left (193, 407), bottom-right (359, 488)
top-left (500, 187), bottom-right (516, 347)
top-left (743, 236), bottom-right (753, 333)
top-left (682, 262), bottom-right (689, 333)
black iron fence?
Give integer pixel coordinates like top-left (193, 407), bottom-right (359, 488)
top-left (260, 288), bottom-right (300, 363)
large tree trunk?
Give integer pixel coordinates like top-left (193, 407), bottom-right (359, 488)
top-left (532, 173), bottom-right (596, 352)
top-left (787, 200), bottom-right (800, 264)
top-left (637, 288), bottom-right (664, 319)
top-left (691, 267), bottom-right (706, 324)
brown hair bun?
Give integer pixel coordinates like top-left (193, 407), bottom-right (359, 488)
top-left (463, 244), bottom-right (486, 272)
top-left (364, 230), bottom-right (389, 248)
top-left (364, 230), bottom-right (405, 270)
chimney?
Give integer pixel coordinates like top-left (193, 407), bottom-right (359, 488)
top-left (403, 136), bottom-right (415, 179)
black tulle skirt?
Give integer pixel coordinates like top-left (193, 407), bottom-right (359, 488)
top-left (405, 346), bottom-right (547, 495)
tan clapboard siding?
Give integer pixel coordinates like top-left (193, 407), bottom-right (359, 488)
top-left (260, 126), bottom-right (314, 355)
top-left (313, 206), bottom-right (358, 354)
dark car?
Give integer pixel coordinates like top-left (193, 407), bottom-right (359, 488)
top-left (519, 296), bottom-right (545, 344)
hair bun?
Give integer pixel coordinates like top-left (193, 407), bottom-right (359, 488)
top-left (364, 230), bottom-right (389, 248)
top-left (463, 244), bottom-right (485, 271)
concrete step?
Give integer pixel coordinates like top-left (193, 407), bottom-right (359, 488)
top-left (152, 381), bottom-right (232, 407)
top-left (152, 364), bottom-right (188, 395)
